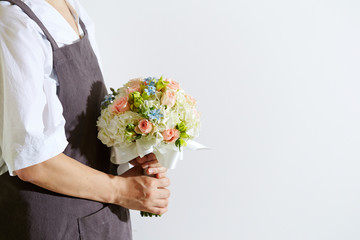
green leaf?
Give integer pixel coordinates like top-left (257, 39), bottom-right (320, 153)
top-left (129, 91), bottom-right (144, 109)
top-left (126, 124), bottom-right (135, 132)
top-left (179, 138), bottom-right (187, 147)
top-left (155, 76), bottom-right (169, 91)
top-left (176, 121), bottom-right (187, 133)
top-left (180, 132), bottom-right (190, 139)
top-left (141, 91), bottom-right (150, 100)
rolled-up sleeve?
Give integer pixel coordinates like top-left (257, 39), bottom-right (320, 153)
top-left (0, 10), bottom-right (68, 176)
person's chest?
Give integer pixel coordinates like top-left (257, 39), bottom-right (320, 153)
top-left (0, 0), bottom-right (86, 47)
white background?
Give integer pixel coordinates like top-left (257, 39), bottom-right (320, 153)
top-left (81, 0), bottom-right (360, 239)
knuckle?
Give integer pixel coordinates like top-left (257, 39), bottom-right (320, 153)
top-left (145, 177), bottom-right (154, 186)
top-left (148, 178), bottom-right (156, 188)
top-left (146, 190), bottom-right (153, 198)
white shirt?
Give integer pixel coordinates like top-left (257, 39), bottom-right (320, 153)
top-left (0, 0), bottom-right (102, 176)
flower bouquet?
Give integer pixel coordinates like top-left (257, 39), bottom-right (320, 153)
top-left (97, 76), bottom-right (204, 216)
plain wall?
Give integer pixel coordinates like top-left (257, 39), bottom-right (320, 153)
top-left (80, 0), bottom-right (360, 239)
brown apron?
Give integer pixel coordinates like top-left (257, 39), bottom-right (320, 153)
top-left (0, 0), bottom-right (132, 239)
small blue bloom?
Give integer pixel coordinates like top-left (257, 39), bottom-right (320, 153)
top-left (144, 77), bottom-right (152, 85)
top-left (101, 94), bottom-right (114, 108)
top-left (104, 94), bottom-right (113, 102)
top-left (148, 108), bottom-right (163, 121)
top-left (144, 86), bottom-right (156, 95)
top-left (149, 80), bottom-right (156, 87)
top-left (144, 77), bottom-right (157, 87)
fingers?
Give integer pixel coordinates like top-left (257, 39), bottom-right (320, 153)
top-left (118, 172), bottom-right (170, 214)
top-left (129, 158), bottom-right (140, 166)
top-left (148, 206), bottom-right (168, 216)
top-left (141, 160), bottom-right (160, 169)
top-left (135, 153), bottom-right (157, 165)
top-left (156, 188), bottom-right (171, 199)
top-left (153, 198), bottom-right (169, 208)
top-left (157, 177), bottom-right (170, 188)
top-left (147, 196), bottom-right (169, 215)
top-left (144, 165), bottom-right (167, 176)
top-left (138, 155), bottom-right (168, 179)
top-left (156, 172), bottom-right (167, 179)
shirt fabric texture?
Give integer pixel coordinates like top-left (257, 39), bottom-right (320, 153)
top-left (0, 0), bottom-right (102, 175)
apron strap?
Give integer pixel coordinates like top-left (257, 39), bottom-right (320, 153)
top-left (79, 18), bottom-right (88, 35)
top-left (1, 0), bottom-right (59, 50)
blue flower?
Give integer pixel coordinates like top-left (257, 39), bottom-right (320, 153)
top-left (101, 94), bottom-right (114, 108)
top-left (148, 108), bottom-right (163, 121)
top-left (144, 77), bottom-right (157, 87)
top-left (104, 94), bottom-right (113, 102)
top-left (144, 86), bottom-right (156, 95)
top-left (149, 81), bottom-right (156, 87)
top-left (144, 77), bottom-right (153, 85)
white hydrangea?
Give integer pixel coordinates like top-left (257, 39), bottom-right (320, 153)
top-left (97, 77), bottom-right (201, 149)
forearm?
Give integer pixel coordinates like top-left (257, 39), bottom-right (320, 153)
top-left (14, 153), bottom-right (171, 214)
top-left (15, 153), bottom-right (120, 204)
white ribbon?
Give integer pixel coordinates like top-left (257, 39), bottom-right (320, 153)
top-left (111, 140), bottom-right (207, 170)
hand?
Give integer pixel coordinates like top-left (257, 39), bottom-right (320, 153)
top-left (116, 166), bottom-right (170, 215)
top-left (130, 153), bottom-right (168, 179)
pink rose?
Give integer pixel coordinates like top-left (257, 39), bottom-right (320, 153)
top-left (161, 90), bottom-right (176, 108)
top-left (135, 119), bottom-right (153, 134)
top-left (127, 78), bottom-right (142, 94)
top-left (165, 79), bottom-right (180, 90)
top-left (162, 129), bottom-right (180, 143)
top-left (128, 78), bottom-right (142, 87)
top-left (127, 86), bottom-right (141, 94)
top-left (111, 97), bottom-right (130, 114)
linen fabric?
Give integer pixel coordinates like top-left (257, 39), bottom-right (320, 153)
top-left (0, 0), bottom-right (132, 239)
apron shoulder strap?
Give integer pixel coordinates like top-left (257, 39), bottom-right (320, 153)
top-left (1, 0), bottom-right (59, 50)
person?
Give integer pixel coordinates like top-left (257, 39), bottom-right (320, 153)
top-left (0, 0), bottom-right (170, 239)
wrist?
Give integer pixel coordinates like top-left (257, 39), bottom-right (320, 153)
top-left (109, 175), bottom-right (127, 206)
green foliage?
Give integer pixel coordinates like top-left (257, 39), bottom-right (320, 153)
top-left (175, 138), bottom-right (187, 150)
top-left (176, 121), bottom-right (187, 132)
top-left (155, 76), bottom-right (169, 91)
top-left (175, 121), bottom-right (189, 150)
top-left (138, 104), bottom-right (151, 118)
top-left (141, 91), bottom-right (150, 100)
top-left (140, 211), bottom-right (161, 217)
top-left (180, 132), bottom-right (190, 139)
top-left (129, 91), bottom-right (144, 110)
top-left (125, 123), bottom-right (141, 142)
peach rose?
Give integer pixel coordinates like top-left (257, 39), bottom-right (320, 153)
top-left (161, 128), bottom-right (180, 143)
top-left (165, 79), bottom-right (180, 90)
top-left (127, 78), bottom-right (142, 94)
top-left (161, 90), bottom-right (176, 108)
top-left (111, 97), bottom-right (130, 114)
top-left (128, 78), bottom-right (142, 87)
top-left (135, 119), bottom-right (153, 134)
top-left (127, 86), bottom-right (141, 94)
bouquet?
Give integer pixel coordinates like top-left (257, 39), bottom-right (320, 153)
top-left (97, 76), bottom-right (204, 216)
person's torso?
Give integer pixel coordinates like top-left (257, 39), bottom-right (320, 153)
top-left (0, 1), bottom-right (132, 239)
